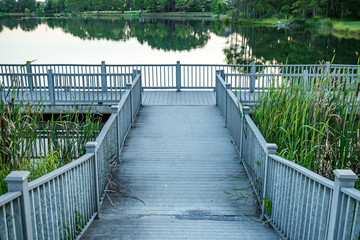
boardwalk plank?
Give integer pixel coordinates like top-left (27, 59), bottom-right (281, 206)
top-left (82, 106), bottom-right (279, 239)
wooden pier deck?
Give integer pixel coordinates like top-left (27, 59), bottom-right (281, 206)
top-left (82, 98), bottom-right (278, 239)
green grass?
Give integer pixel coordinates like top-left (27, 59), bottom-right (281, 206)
top-left (143, 12), bottom-right (216, 18)
top-left (83, 10), bottom-right (146, 15)
top-left (0, 73), bottom-right (101, 195)
top-left (251, 63), bottom-right (360, 188)
top-left (222, 15), bottom-right (290, 26)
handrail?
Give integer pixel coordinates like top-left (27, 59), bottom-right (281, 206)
top-left (1, 61), bottom-right (358, 93)
top-left (0, 191), bottom-right (22, 206)
top-left (215, 71), bottom-right (359, 240)
top-left (0, 71), bottom-right (142, 240)
top-left (28, 153), bottom-right (94, 190)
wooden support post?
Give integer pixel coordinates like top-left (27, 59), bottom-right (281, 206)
top-left (225, 83), bottom-right (231, 127)
top-left (111, 106), bottom-right (120, 157)
top-left (327, 170), bottom-right (358, 240)
top-left (47, 69), bottom-right (55, 105)
top-left (26, 61), bottom-right (33, 91)
top-left (86, 142), bottom-right (99, 219)
top-left (261, 143), bottom-right (278, 220)
top-left (240, 106), bottom-right (250, 162)
top-left (176, 61), bottom-right (181, 92)
top-left (250, 62), bottom-right (256, 93)
top-left (101, 61), bottom-right (107, 92)
top-left (5, 171), bottom-right (33, 240)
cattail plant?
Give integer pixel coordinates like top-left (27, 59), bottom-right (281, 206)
top-left (252, 64), bottom-right (360, 188)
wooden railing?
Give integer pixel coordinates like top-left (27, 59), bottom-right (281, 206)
top-left (0, 71), bottom-right (142, 240)
top-left (1, 61), bottom-right (358, 97)
top-left (215, 71), bottom-right (360, 240)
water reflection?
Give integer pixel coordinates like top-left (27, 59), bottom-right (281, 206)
top-left (0, 16), bottom-right (358, 64)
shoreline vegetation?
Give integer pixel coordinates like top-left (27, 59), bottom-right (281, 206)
top-left (251, 63), bottom-right (360, 189)
top-left (0, 77), bottom-right (101, 195)
top-left (1, 11), bottom-right (359, 37)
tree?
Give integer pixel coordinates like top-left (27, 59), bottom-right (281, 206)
top-left (211, 0), bottom-right (224, 16)
top-left (175, 0), bottom-right (190, 11)
top-left (92, 0), bottom-right (103, 11)
top-left (18, 0), bottom-right (36, 12)
top-left (156, 0), bottom-right (166, 11)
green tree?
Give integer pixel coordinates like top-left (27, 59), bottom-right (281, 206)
top-left (92, 0), bottom-right (103, 11)
top-left (175, 0), bottom-right (191, 11)
top-left (18, 0), bottom-right (36, 12)
top-left (211, 0), bottom-right (224, 16)
top-left (156, 0), bottom-right (166, 11)
top-left (134, 0), bottom-right (145, 11)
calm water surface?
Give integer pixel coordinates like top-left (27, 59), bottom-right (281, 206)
top-left (0, 16), bottom-right (359, 65)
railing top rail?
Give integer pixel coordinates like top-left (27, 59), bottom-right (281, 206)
top-left (95, 72), bottom-right (141, 148)
top-left (0, 191), bottom-right (22, 206)
top-left (341, 187), bottom-right (360, 201)
top-left (269, 154), bottom-right (335, 189)
top-left (0, 73), bottom-right (132, 77)
top-left (95, 113), bottom-right (118, 150)
top-left (51, 73), bottom-right (132, 77)
top-left (28, 153), bottom-right (94, 190)
top-left (245, 115), bottom-right (268, 152)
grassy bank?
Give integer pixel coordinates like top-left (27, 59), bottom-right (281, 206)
top-left (251, 65), bottom-right (360, 189)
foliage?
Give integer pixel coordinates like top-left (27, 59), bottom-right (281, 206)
top-left (211, 0), bottom-right (224, 17)
top-left (263, 197), bottom-right (272, 218)
top-left (24, 8), bottom-right (30, 14)
top-left (0, 74), bottom-right (101, 195)
top-left (252, 63), bottom-right (360, 186)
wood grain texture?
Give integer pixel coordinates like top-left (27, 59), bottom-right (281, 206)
top-left (82, 106), bottom-right (279, 239)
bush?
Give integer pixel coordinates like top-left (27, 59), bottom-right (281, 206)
top-left (25, 8), bottom-right (30, 14)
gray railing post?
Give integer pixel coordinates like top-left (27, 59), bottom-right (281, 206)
top-left (111, 106), bottom-right (120, 157)
top-left (261, 143), bottom-right (278, 220)
top-left (101, 61), bottom-right (107, 92)
top-left (5, 171), bottom-right (33, 240)
top-left (250, 61), bottom-right (256, 93)
top-left (225, 83), bottom-right (231, 127)
top-left (239, 106), bottom-right (250, 161)
top-left (47, 69), bottom-right (55, 105)
top-left (132, 70), bottom-right (137, 84)
top-left (127, 83), bottom-right (134, 127)
top-left (176, 61), bottom-right (181, 92)
top-left (327, 169), bottom-right (358, 240)
top-left (26, 61), bottom-right (33, 91)
top-left (137, 70), bottom-right (142, 105)
top-left (86, 142), bottom-right (99, 219)
top-left (303, 69), bottom-right (309, 87)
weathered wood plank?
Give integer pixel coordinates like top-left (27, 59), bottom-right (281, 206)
top-left (82, 106), bottom-right (279, 239)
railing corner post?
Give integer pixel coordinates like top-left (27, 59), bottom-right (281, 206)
top-left (26, 61), bottom-right (33, 91)
top-left (5, 171), bottom-right (33, 240)
top-left (86, 142), bottom-right (100, 219)
top-left (261, 143), bottom-right (278, 220)
top-left (101, 61), bottom-right (107, 92)
top-left (47, 69), bottom-right (55, 105)
top-left (176, 61), bottom-right (181, 92)
top-left (327, 169), bottom-right (358, 240)
top-left (250, 61), bottom-right (256, 93)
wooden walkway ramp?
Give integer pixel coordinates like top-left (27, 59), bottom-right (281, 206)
top-left (82, 95), bottom-right (278, 239)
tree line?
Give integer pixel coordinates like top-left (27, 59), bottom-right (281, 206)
top-left (0, 0), bottom-right (359, 20)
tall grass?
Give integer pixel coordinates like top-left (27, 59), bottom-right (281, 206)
top-left (252, 66), bottom-right (360, 188)
top-left (0, 75), bottom-right (101, 195)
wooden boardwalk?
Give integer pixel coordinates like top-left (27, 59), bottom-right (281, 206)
top-left (82, 102), bottom-right (278, 239)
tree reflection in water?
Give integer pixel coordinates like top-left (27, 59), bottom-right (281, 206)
top-left (0, 16), bottom-right (358, 64)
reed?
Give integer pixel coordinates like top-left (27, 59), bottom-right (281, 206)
top-left (0, 75), bottom-right (101, 195)
top-left (252, 65), bottom-right (360, 188)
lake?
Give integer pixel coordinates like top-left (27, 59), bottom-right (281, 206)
top-left (0, 16), bottom-right (359, 65)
